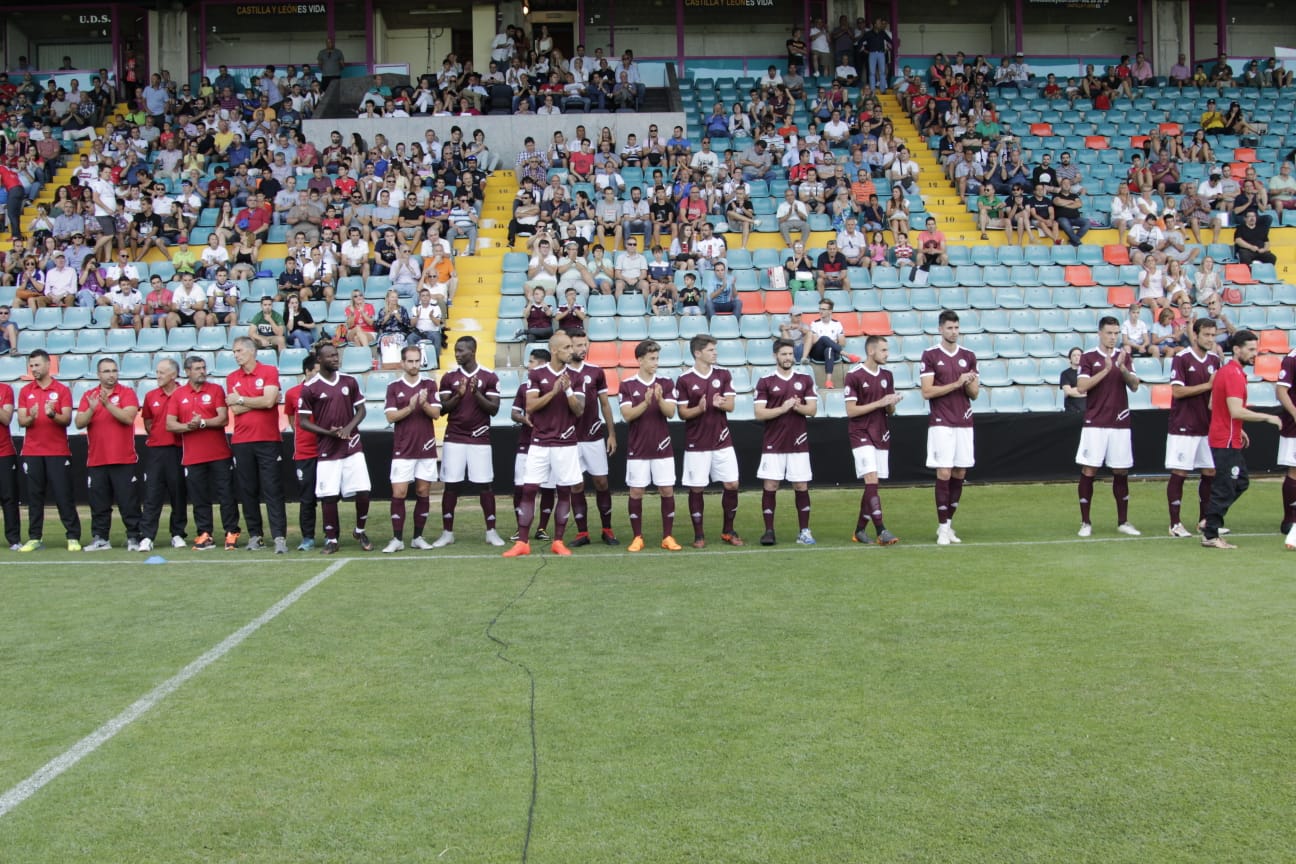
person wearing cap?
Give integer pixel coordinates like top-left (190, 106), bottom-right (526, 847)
top-left (1200, 99), bottom-right (1225, 134)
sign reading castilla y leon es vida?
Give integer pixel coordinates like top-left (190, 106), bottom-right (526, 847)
top-left (235, 4), bottom-right (326, 14)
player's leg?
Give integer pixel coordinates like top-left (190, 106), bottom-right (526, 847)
top-left (1108, 428), bottom-right (1137, 533)
top-left (436, 444), bottom-right (463, 547)
top-left (506, 448), bottom-right (547, 556)
top-left (757, 452), bottom-right (783, 545)
top-left (113, 463), bottom-right (142, 548)
top-left (1167, 468), bottom-right (1189, 534)
top-left (257, 442), bottom-right (288, 548)
top-left (1202, 447), bottom-right (1240, 546)
top-left (212, 459), bottom-right (241, 547)
top-left (296, 457), bottom-right (317, 550)
top-left (655, 458), bottom-right (680, 550)
top-left (187, 462), bottom-right (216, 548)
top-left (86, 465), bottom-right (113, 548)
top-left (47, 455), bottom-right (82, 545)
top-left (385, 466), bottom-right (410, 552)
top-left (626, 485), bottom-right (646, 550)
top-left (232, 442), bottom-right (264, 545)
top-left (0, 454), bottom-right (18, 549)
top-left (1197, 469), bottom-right (1215, 532)
top-left (793, 480), bottom-right (814, 544)
top-left (341, 454), bottom-right (373, 549)
top-left (714, 446), bottom-right (742, 544)
top-left (22, 457), bottom-right (47, 545)
top-left (165, 448), bottom-right (189, 544)
top-left (570, 477), bottom-right (589, 538)
top-left (1285, 467), bottom-right (1296, 548)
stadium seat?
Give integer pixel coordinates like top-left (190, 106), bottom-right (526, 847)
top-left (45, 330), bottom-right (74, 355)
top-left (996, 333), bottom-right (1027, 359)
top-left (340, 347), bottom-right (373, 373)
top-left (1259, 330), bottom-right (1291, 354)
top-left (1256, 354), bottom-right (1283, 382)
top-left (617, 317), bottom-right (648, 341)
top-left (1107, 286), bottom-right (1135, 308)
top-left (1025, 332), bottom-right (1056, 358)
top-left (1024, 386), bottom-right (1060, 412)
top-left (584, 317), bottom-right (616, 341)
top-left (1225, 264), bottom-right (1256, 285)
top-left (978, 360), bottom-right (1010, 387)
top-left (72, 330), bottom-right (106, 354)
top-left (989, 387), bottom-right (1025, 413)
top-left (859, 312), bottom-right (892, 335)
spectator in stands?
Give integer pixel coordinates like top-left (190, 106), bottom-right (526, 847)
top-left (1022, 183), bottom-right (1060, 246)
top-left (1160, 213), bottom-right (1200, 264)
top-left (318, 38), bottom-right (345, 90)
top-left (916, 217), bottom-right (948, 267)
top-left (858, 18), bottom-right (893, 91)
top-left (1150, 154), bottom-right (1180, 195)
top-left (75, 256), bottom-right (110, 308)
top-left (784, 242), bottom-right (817, 293)
top-left (0, 306), bottom-right (17, 356)
top-left (705, 260), bottom-right (742, 321)
top-left (1052, 178), bottom-right (1089, 247)
top-left (614, 238), bottom-right (648, 299)
top-left (816, 240), bottom-right (852, 298)
top-left (43, 252), bottom-right (78, 308)
top-left (837, 216), bottom-right (868, 268)
top-left (884, 185), bottom-right (910, 239)
top-left (1233, 178), bottom-right (1271, 228)
top-left (1107, 182), bottom-right (1139, 245)
top-left (1168, 54), bottom-right (1192, 89)
top-left (1234, 210), bottom-right (1277, 266)
top-left (1263, 57), bottom-right (1291, 89)
top-left (1136, 255), bottom-right (1169, 314)
top-left (1128, 213), bottom-right (1168, 265)
top-left (206, 268), bottom-right (241, 327)
top-left (777, 188), bottom-right (810, 247)
top-left (104, 274), bottom-right (141, 331)
top-left (168, 271), bottom-right (208, 329)
top-left (1121, 304), bottom-right (1156, 359)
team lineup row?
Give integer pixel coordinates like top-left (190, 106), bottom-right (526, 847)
top-left (4, 312), bottom-right (1296, 554)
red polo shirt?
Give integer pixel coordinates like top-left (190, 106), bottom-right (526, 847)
top-left (18, 378), bottom-right (72, 456)
top-left (284, 383), bottom-right (319, 460)
top-left (0, 383), bottom-right (15, 458)
top-left (227, 363), bottom-right (282, 443)
top-left (166, 382), bottom-right (231, 465)
top-left (142, 385), bottom-right (181, 447)
top-left (79, 384), bottom-right (139, 466)
top-left (1208, 359), bottom-right (1248, 449)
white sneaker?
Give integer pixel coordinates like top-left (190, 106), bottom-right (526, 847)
top-left (936, 523), bottom-right (952, 546)
top-left (410, 536), bottom-right (434, 550)
top-left (485, 529), bottom-right (506, 547)
top-left (138, 537), bottom-right (153, 552)
top-left (1117, 523), bottom-right (1141, 536)
top-left (945, 523), bottom-right (961, 544)
top-left (84, 538), bottom-right (112, 552)
top-left (171, 535), bottom-right (187, 548)
top-left (1077, 523), bottom-right (1092, 537)
top-left (1169, 522), bottom-right (1193, 538)
top-left (432, 531), bottom-right (456, 548)
top-left (1198, 519), bottom-right (1230, 535)
top-left (1285, 525), bottom-right (1296, 550)
top-left (795, 528), bottom-right (816, 545)
top-left (382, 538), bottom-right (405, 554)
top-left (127, 540), bottom-right (140, 552)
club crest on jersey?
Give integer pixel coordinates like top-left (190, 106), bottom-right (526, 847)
top-left (793, 382), bottom-right (803, 391)
top-left (255, 378), bottom-right (264, 387)
top-left (201, 393), bottom-right (212, 403)
top-left (711, 379), bottom-right (720, 387)
top-left (342, 386), bottom-right (350, 396)
top-left (958, 359), bottom-right (967, 368)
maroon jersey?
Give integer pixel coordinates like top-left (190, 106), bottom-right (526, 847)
top-left (142, 386), bottom-right (181, 448)
top-left (619, 374), bottom-right (676, 460)
top-left (18, 379), bottom-right (72, 457)
top-left (568, 361), bottom-right (609, 443)
top-left (526, 362), bottom-right (581, 447)
top-left (844, 364), bottom-right (894, 449)
top-left (675, 366), bottom-right (735, 452)
top-left (754, 370), bottom-right (816, 453)
top-left (556, 304), bottom-right (584, 331)
top-left (298, 373), bottom-right (364, 460)
top-left (1079, 348), bottom-right (1135, 428)
top-left (79, 384), bottom-right (139, 466)
top-left (386, 375), bottom-right (440, 459)
top-left (1278, 351), bottom-right (1296, 439)
top-left (438, 365), bottom-right (500, 445)
top-left (513, 384), bottom-right (532, 453)
top-left (526, 302), bottom-right (551, 330)
top-left (1168, 348), bottom-right (1221, 436)
top-left (920, 344), bottom-right (977, 428)
top-left (0, 383), bottom-right (15, 458)
top-left (166, 382), bottom-right (231, 466)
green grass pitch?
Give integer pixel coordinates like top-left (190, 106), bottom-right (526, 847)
top-left (3, 479), bottom-right (1296, 862)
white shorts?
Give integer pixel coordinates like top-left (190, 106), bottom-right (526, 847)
top-left (577, 439), bottom-right (610, 477)
top-left (852, 445), bottom-right (891, 480)
top-left (626, 456), bottom-right (676, 489)
top-left (926, 426), bottom-right (975, 469)
top-left (1278, 436), bottom-right (1296, 468)
top-left (681, 447), bottom-right (740, 487)
top-left (1076, 427), bottom-right (1134, 469)
top-left (514, 452), bottom-right (554, 489)
top-left (440, 441), bottom-right (494, 484)
top-left (390, 457), bottom-right (439, 484)
top-left (316, 452), bottom-right (372, 497)
top-left (522, 444), bottom-right (582, 487)
top-left (756, 452), bottom-right (813, 483)
top-left (1164, 434), bottom-right (1214, 472)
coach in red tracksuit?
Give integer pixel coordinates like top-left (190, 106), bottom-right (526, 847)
top-left (75, 356), bottom-right (142, 550)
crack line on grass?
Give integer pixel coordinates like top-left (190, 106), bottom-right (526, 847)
top-left (485, 557), bottom-right (544, 864)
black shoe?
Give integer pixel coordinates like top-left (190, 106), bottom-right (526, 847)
top-left (1283, 521), bottom-right (1293, 535)
top-left (534, 528), bottom-right (551, 541)
top-left (322, 540), bottom-right (339, 555)
top-left (569, 531), bottom-right (591, 547)
top-left (759, 530), bottom-right (776, 546)
top-left (354, 531), bottom-right (374, 552)
top-left (600, 527), bottom-right (620, 545)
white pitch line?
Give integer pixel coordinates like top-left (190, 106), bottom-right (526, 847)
top-left (0, 559), bottom-right (348, 820)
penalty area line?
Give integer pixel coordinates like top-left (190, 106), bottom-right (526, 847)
top-left (0, 558), bottom-right (348, 820)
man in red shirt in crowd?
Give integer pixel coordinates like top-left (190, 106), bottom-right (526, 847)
top-left (1201, 329), bottom-right (1282, 548)
top-left (227, 336), bottom-right (288, 554)
top-left (0, 372), bottom-right (20, 549)
top-left (75, 357), bottom-right (142, 551)
top-left (138, 358), bottom-right (187, 551)
top-left (16, 349), bottom-right (81, 552)
top-left (284, 352), bottom-right (320, 551)
top-left (166, 355), bottom-right (241, 550)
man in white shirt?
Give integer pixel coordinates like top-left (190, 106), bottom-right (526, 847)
top-left (776, 189), bottom-right (810, 247)
top-left (106, 277), bottom-right (144, 332)
top-left (87, 164), bottom-right (118, 237)
top-left (167, 272), bottom-right (209, 329)
top-left (836, 217), bottom-right (867, 267)
top-left (689, 138), bottom-right (720, 179)
top-left (340, 226), bottom-right (371, 280)
top-left (614, 238), bottom-right (648, 299)
top-left (758, 65), bottom-right (783, 89)
top-left (888, 146), bottom-right (921, 193)
top-left (524, 235), bottom-right (560, 296)
top-left (1269, 161), bottom-right (1296, 211)
top-left (1127, 214), bottom-right (1167, 265)
top-left (695, 222), bottom-right (728, 265)
top-left (823, 110), bottom-right (850, 146)
top-left (44, 253), bottom-right (79, 305)
top-left (104, 252), bottom-right (142, 291)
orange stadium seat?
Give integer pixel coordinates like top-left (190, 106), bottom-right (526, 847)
top-left (1030, 123), bottom-right (1053, 136)
top-left (1256, 354), bottom-right (1283, 382)
top-left (1103, 245), bottom-right (1131, 265)
top-left (742, 293), bottom-right (767, 314)
top-left (617, 342), bottom-right (641, 367)
top-left (586, 343), bottom-right (618, 368)
top-left (1159, 122), bottom-right (1182, 136)
top-left (1259, 330), bottom-right (1291, 354)
top-left (1065, 265), bottom-right (1094, 286)
top-left (1228, 162), bottom-right (1248, 180)
top-left (1107, 286), bottom-right (1135, 307)
top-left (1225, 264), bottom-right (1256, 284)
top-left (764, 291), bottom-right (793, 314)
top-left (839, 313), bottom-right (865, 337)
top-left (1085, 136), bottom-right (1110, 150)
top-left (1130, 135), bottom-right (1149, 149)
top-left (1233, 148), bottom-right (1257, 163)
top-left (859, 312), bottom-right (893, 335)
top-left (1150, 384), bottom-right (1173, 410)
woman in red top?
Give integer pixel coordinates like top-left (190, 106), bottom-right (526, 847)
top-left (345, 289), bottom-right (377, 347)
